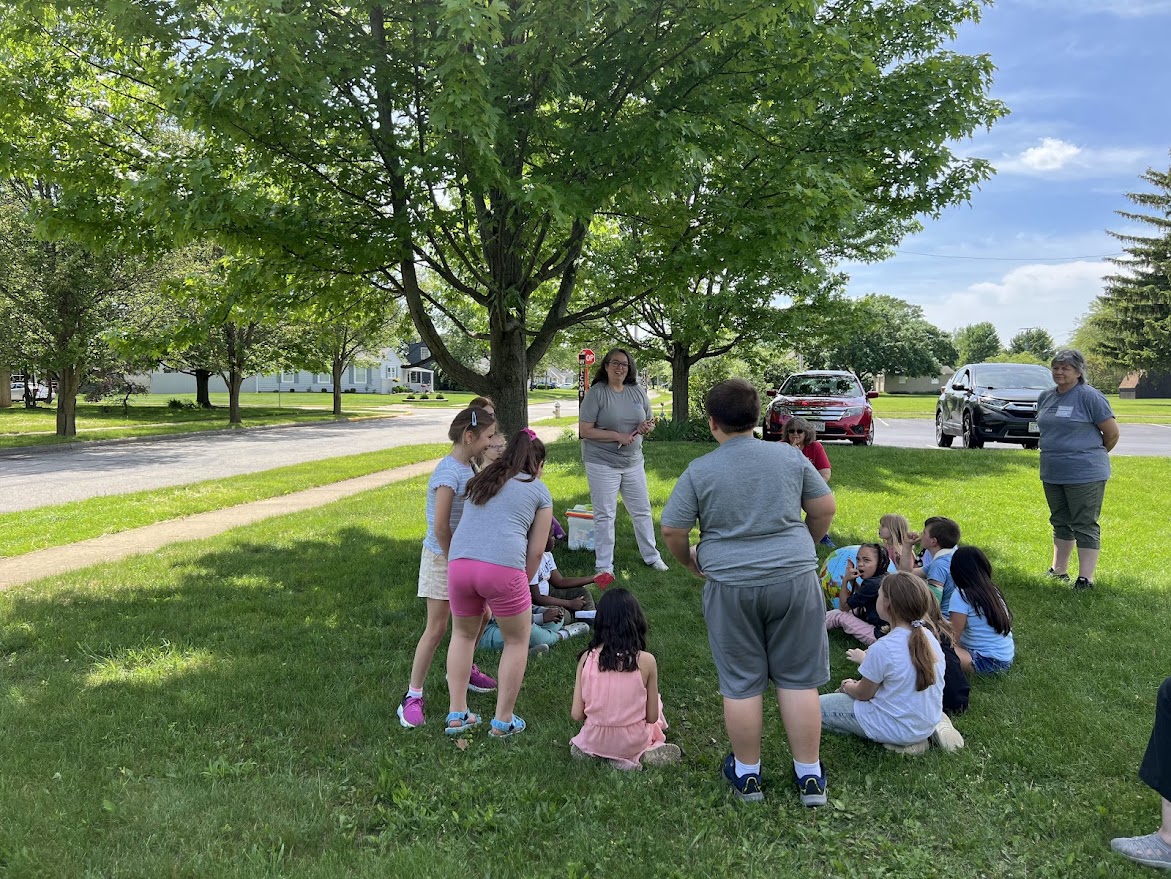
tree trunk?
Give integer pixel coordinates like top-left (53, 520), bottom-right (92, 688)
top-left (670, 347), bottom-right (691, 422)
top-left (55, 364), bottom-right (81, 437)
top-left (228, 368), bottom-right (244, 425)
top-left (332, 358), bottom-right (344, 417)
top-left (486, 322), bottom-right (530, 435)
top-left (0, 366), bottom-right (10, 408)
top-left (195, 369), bottom-right (212, 408)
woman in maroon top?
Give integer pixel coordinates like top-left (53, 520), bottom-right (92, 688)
top-left (786, 417), bottom-right (831, 481)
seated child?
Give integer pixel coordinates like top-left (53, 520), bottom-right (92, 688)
top-left (904, 516), bottom-right (960, 612)
top-left (570, 588), bottom-right (681, 770)
top-left (820, 573), bottom-right (945, 754)
top-left (825, 543), bottom-right (890, 646)
top-left (479, 606), bottom-right (588, 657)
top-left (532, 523), bottom-right (601, 618)
top-left (948, 546), bottom-right (1015, 675)
top-left (819, 544), bottom-right (898, 610)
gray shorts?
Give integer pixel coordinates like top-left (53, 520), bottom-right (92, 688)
top-left (702, 569), bottom-right (830, 699)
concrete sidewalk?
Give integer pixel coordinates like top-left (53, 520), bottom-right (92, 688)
top-left (0, 424), bottom-right (569, 590)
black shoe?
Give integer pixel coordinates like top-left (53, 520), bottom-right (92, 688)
top-left (1073, 576), bottom-right (1094, 591)
top-left (1046, 567), bottom-right (1070, 582)
top-left (722, 754), bottom-right (764, 803)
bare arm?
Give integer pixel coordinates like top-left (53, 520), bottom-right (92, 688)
top-left (639, 652), bottom-right (660, 724)
top-left (1098, 417), bottom-right (1120, 452)
top-left (525, 507), bottom-right (555, 582)
top-left (949, 612), bottom-right (968, 645)
top-left (662, 525), bottom-right (703, 579)
top-left (841, 676), bottom-right (880, 701)
top-left (571, 653), bottom-right (588, 723)
top-left (549, 569), bottom-right (599, 591)
top-left (818, 468), bottom-right (831, 482)
top-left (802, 492), bottom-right (836, 543)
top-left (578, 421), bottom-right (635, 446)
top-left (433, 487), bottom-right (455, 555)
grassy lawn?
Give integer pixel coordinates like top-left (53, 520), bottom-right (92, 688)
top-left (1, 442), bottom-right (1168, 876)
top-left (0, 444), bottom-right (450, 559)
top-left (874, 392), bottom-right (1171, 422)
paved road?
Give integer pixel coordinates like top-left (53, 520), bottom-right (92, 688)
top-left (0, 401), bottom-right (578, 514)
top-left (871, 417), bottom-right (1171, 456)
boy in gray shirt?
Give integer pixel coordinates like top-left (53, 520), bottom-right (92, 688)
top-left (662, 379), bottom-right (835, 806)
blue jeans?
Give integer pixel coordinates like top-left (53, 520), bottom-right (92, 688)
top-left (970, 651), bottom-right (1012, 675)
top-left (819, 693), bottom-right (867, 737)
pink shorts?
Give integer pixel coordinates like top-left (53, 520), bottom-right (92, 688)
top-left (448, 559), bottom-right (532, 619)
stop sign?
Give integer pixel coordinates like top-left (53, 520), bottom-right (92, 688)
top-left (582, 348), bottom-right (595, 366)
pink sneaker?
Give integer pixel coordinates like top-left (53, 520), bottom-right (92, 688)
top-left (468, 664), bottom-right (497, 693)
top-left (397, 693), bottom-right (425, 728)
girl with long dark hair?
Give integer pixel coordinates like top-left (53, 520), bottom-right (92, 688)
top-left (948, 546), bottom-right (1015, 675)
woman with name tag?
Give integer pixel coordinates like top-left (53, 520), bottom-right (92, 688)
top-left (1036, 349), bottom-right (1119, 590)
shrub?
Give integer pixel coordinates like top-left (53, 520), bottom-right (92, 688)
top-left (435, 394), bottom-right (446, 400)
top-left (644, 418), bottom-right (715, 443)
top-left (406, 395), bottom-right (416, 400)
top-left (167, 398), bottom-right (196, 411)
top-left (319, 388), bottom-right (329, 393)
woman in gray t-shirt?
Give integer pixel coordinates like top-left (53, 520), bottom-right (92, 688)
top-left (1036, 349), bottom-right (1119, 590)
top-left (577, 348), bottom-right (668, 575)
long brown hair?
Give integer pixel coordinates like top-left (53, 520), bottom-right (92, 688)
top-left (590, 348), bottom-right (638, 386)
top-left (881, 573), bottom-right (939, 692)
top-left (465, 430), bottom-right (546, 504)
top-left (447, 406), bottom-right (495, 444)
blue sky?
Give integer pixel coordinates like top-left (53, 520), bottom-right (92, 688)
top-left (842, 0), bottom-right (1171, 347)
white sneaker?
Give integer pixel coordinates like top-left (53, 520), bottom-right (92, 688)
top-left (648, 559), bottom-right (669, 571)
top-left (562, 622), bottom-right (590, 638)
top-left (528, 643), bottom-right (550, 658)
top-left (930, 715), bottom-right (965, 752)
top-left (883, 739), bottom-right (930, 756)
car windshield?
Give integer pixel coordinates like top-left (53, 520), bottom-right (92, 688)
top-left (975, 365), bottom-right (1054, 390)
top-left (780, 375), bottom-right (861, 397)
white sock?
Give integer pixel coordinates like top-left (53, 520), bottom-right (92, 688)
top-left (407, 686), bottom-right (423, 699)
top-left (558, 629), bottom-right (570, 640)
top-left (794, 759), bottom-right (822, 779)
top-left (734, 758), bottom-right (761, 777)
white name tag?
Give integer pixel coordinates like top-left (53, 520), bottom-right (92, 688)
top-left (1056, 405), bottom-right (1073, 418)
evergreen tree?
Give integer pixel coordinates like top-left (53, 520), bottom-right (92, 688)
top-left (1097, 158), bottom-right (1171, 372)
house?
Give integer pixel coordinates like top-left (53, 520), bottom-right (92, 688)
top-left (532, 366), bottom-right (575, 388)
top-left (1119, 371), bottom-right (1171, 399)
top-left (874, 367), bottom-right (955, 395)
top-left (147, 347), bottom-right (434, 395)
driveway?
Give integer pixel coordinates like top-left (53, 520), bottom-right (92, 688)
top-left (0, 400), bottom-right (578, 514)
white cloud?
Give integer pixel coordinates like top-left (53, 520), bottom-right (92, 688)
top-left (995, 138), bottom-right (1159, 177)
top-left (918, 261), bottom-right (1111, 343)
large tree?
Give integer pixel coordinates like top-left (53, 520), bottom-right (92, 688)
top-left (1007, 327), bottom-right (1056, 362)
top-left (1096, 158), bottom-right (1171, 372)
top-left (1, 0), bottom-right (1005, 432)
top-left (802, 294), bottom-right (957, 386)
top-left (953, 321), bottom-right (1002, 364)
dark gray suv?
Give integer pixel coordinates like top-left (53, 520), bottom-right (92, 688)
top-left (936, 363), bottom-right (1055, 449)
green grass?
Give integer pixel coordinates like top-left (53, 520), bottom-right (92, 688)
top-left (1, 442), bottom-right (1169, 876)
top-left (0, 444), bottom-right (450, 559)
top-left (873, 392), bottom-right (1171, 422)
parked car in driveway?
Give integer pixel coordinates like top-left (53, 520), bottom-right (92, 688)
top-left (9, 380), bottom-right (51, 403)
top-left (936, 362), bottom-right (1055, 449)
top-left (762, 370), bottom-right (878, 445)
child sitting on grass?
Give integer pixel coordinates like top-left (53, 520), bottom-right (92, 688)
top-left (948, 546), bottom-right (1015, 675)
top-left (531, 523), bottom-right (601, 618)
top-left (820, 573), bottom-right (945, 755)
top-left (570, 588), bottom-right (681, 770)
top-left (902, 516), bottom-right (960, 613)
top-left (825, 543), bottom-right (889, 646)
top-left (479, 606), bottom-right (589, 658)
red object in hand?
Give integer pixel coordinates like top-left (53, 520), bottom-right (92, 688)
top-left (594, 572), bottom-right (615, 589)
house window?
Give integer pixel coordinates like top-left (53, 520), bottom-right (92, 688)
top-left (280, 370), bottom-right (298, 384)
top-left (354, 366), bottom-right (369, 384)
top-left (316, 373), bottom-right (330, 384)
top-left (386, 366), bottom-right (398, 379)
top-left (931, 377), bottom-right (940, 385)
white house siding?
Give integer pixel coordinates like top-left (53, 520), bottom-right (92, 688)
top-left (147, 348), bottom-right (420, 394)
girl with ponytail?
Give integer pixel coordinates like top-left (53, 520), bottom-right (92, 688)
top-left (444, 429), bottom-right (554, 738)
top-left (819, 573), bottom-right (946, 753)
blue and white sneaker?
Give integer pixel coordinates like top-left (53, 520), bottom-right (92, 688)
top-left (722, 754), bottom-right (764, 803)
top-left (794, 765), bottom-right (828, 807)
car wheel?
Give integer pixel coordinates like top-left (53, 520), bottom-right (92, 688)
top-left (961, 411), bottom-right (984, 449)
top-left (851, 423), bottom-right (874, 446)
top-left (935, 410), bottom-right (954, 448)
top-left (1023, 439), bottom-right (1039, 450)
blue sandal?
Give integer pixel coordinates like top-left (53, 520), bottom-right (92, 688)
top-left (444, 711), bottom-right (481, 735)
top-left (489, 715), bottom-right (526, 738)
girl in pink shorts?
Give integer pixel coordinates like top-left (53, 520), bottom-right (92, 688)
top-left (445, 429), bottom-right (553, 738)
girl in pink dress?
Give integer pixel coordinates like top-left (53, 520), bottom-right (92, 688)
top-left (570, 589), bottom-right (682, 770)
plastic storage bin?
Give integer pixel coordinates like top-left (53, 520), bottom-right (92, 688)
top-left (565, 505), bottom-right (596, 551)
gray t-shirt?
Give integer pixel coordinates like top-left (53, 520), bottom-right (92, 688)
top-left (1037, 382), bottom-right (1114, 484)
top-left (661, 435), bottom-right (831, 586)
top-left (449, 475), bottom-right (554, 570)
top-left (422, 454), bottom-right (475, 555)
top-left (579, 382), bottom-right (652, 469)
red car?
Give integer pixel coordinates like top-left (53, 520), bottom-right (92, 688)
top-left (762, 370), bottom-right (878, 446)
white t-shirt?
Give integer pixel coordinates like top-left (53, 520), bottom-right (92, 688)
top-left (854, 627), bottom-right (945, 745)
top-left (529, 551), bottom-right (557, 595)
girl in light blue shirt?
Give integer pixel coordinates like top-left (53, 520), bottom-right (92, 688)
top-left (948, 546), bottom-right (1015, 675)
